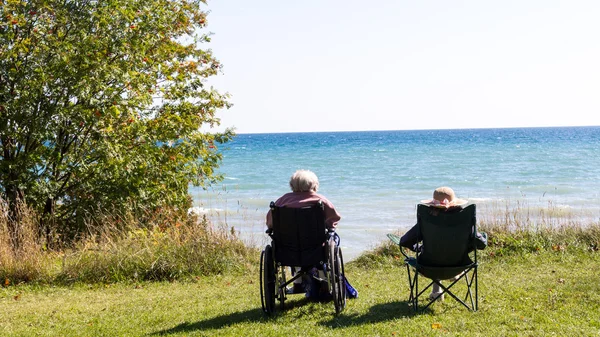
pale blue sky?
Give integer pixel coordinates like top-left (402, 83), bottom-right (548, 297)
top-left (205, 0), bottom-right (600, 134)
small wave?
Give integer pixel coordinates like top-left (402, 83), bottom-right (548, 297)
top-left (467, 197), bottom-right (493, 202)
top-left (224, 177), bottom-right (239, 180)
top-left (187, 206), bottom-right (225, 215)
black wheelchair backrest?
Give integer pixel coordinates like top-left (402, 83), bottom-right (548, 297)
top-left (270, 201), bottom-right (327, 267)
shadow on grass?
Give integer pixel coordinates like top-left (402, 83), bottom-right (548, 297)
top-left (151, 297), bottom-right (311, 335)
top-left (319, 300), bottom-right (431, 329)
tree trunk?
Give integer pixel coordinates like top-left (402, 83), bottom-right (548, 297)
top-left (5, 185), bottom-right (25, 253)
top-left (41, 197), bottom-right (56, 249)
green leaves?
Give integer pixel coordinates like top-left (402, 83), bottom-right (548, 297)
top-left (1, 0), bottom-right (233, 241)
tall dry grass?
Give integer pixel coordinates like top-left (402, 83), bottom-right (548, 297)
top-left (0, 199), bottom-right (57, 284)
top-left (59, 213), bottom-right (257, 283)
top-left (353, 200), bottom-right (600, 268)
top-left (0, 198), bottom-right (257, 285)
top-left (477, 199), bottom-right (600, 255)
top-left (2, 197), bottom-right (599, 285)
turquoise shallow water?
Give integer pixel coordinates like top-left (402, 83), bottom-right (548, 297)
top-left (190, 126), bottom-right (600, 260)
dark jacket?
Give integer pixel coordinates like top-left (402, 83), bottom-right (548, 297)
top-left (399, 222), bottom-right (488, 252)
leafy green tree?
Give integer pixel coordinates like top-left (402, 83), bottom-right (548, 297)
top-left (0, 0), bottom-right (233, 248)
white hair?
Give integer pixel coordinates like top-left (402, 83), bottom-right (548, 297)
top-left (289, 170), bottom-right (319, 192)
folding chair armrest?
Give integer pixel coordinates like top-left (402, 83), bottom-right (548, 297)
top-left (387, 233), bottom-right (415, 259)
top-left (400, 246), bottom-right (413, 259)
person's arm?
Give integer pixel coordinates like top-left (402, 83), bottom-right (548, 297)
top-left (266, 195), bottom-right (286, 229)
top-left (321, 198), bottom-right (341, 229)
top-left (266, 209), bottom-right (273, 229)
top-left (399, 224), bottom-right (420, 251)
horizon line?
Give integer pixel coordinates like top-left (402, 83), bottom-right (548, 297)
top-left (228, 124), bottom-right (600, 136)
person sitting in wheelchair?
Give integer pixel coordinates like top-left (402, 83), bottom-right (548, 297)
top-left (266, 169), bottom-right (341, 299)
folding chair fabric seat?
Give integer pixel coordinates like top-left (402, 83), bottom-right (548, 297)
top-left (405, 259), bottom-right (474, 281)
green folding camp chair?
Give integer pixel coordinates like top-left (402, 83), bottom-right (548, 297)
top-left (388, 203), bottom-right (479, 311)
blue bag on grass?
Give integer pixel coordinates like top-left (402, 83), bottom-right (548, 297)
top-left (344, 276), bottom-right (358, 299)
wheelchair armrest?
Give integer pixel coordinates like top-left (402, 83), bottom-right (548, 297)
top-left (327, 228), bottom-right (337, 240)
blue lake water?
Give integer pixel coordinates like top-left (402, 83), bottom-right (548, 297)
top-left (190, 126), bottom-right (600, 260)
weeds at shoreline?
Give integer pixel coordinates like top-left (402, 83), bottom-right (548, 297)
top-left (2, 200), bottom-right (600, 336)
top-left (1, 200), bottom-right (257, 285)
top-left (58, 218), bottom-right (257, 284)
top-left (1, 198), bottom-right (599, 286)
top-left (354, 206), bottom-right (600, 269)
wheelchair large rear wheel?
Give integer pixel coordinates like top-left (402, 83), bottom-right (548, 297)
top-left (260, 245), bottom-right (276, 314)
top-left (328, 238), bottom-right (346, 313)
top-left (335, 246), bottom-right (347, 311)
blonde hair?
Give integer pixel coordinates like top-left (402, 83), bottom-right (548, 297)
top-left (289, 170), bottom-right (319, 192)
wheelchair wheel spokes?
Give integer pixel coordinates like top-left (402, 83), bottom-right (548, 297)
top-left (327, 238), bottom-right (337, 298)
top-left (261, 245), bottom-right (276, 315)
top-left (335, 246), bottom-right (347, 312)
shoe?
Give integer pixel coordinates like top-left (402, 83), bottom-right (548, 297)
top-left (428, 291), bottom-right (445, 301)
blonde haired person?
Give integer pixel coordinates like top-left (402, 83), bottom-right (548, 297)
top-left (400, 186), bottom-right (487, 301)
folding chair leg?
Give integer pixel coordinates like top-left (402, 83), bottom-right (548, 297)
top-left (475, 268), bottom-right (478, 311)
top-left (414, 267), bottom-right (479, 312)
top-left (436, 267), bottom-right (477, 311)
top-left (414, 270), bottom-right (418, 311)
top-left (406, 265), bottom-right (443, 312)
top-left (419, 279), bottom-right (441, 312)
top-left (414, 272), bottom-right (437, 311)
top-left (407, 264), bottom-right (479, 312)
top-left (463, 272), bottom-right (475, 310)
top-left (406, 264), bottom-right (417, 311)
top-left (462, 267), bottom-right (478, 311)
top-left (406, 265), bottom-right (434, 311)
top-left (439, 282), bottom-right (471, 311)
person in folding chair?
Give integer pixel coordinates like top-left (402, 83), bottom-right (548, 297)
top-left (265, 169), bottom-right (342, 300)
top-left (394, 187), bottom-right (487, 311)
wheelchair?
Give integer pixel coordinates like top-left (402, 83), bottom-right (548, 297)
top-left (260, 201), bottom-right (346, 315)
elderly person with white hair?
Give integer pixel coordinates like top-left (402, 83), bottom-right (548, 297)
top-left (265, 169), bottom-right (343, 298)
top-left (266, 169), bottom-right (341, 229)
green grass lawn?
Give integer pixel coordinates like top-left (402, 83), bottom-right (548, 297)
top-left (2, 249), bottom-right (599, 337)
